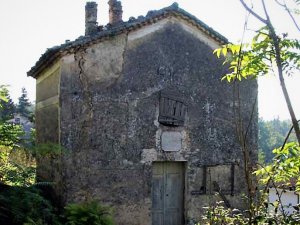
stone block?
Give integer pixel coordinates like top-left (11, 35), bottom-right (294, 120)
top-left (161, 131), bottom-right (182, 151)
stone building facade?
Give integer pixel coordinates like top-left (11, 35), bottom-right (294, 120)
top-left (28, 1), bottom-right (258, 225)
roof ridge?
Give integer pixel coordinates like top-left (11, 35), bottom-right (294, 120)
top-left (28, 3), bottom-right (228, 78)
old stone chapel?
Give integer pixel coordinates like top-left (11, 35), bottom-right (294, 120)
top-left (28, 1), bottom-right (258, 225)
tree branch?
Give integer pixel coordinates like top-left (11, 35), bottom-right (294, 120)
top-left (239, 0), bottom-right (268, 24)
top-left (240, 0), bottom-right (300, 144)
top-left (281, 120), bottom-right (300, 150)
top-left (275, 0), bottom-right (300, 32)
top-left (261, 0), bottom-right (300, 144)
top-left (262, 0), bottom-right (271, 22)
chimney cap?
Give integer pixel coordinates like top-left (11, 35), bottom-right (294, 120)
top-left (86, 1), bottom-right (97, 7)
top-left (108, 0), bottom-right (123, 25)
top-left (85, 1), bottom-right (98, 36)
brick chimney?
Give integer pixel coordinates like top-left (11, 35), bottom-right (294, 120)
top-left (108, 0), bottom-right (123, 25)
top-left (85, 2), bottom-right (98, 36)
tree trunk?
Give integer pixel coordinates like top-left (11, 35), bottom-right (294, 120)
top-left (239, 0), bottom-right (300, 145)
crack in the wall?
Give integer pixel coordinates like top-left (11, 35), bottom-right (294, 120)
top-left (72, 45), bottom-right (95, 176)
top-left (74, 46), bottom-right (94, 120)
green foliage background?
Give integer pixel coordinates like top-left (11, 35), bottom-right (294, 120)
top-left (259, 118), bottom-right (297, 163)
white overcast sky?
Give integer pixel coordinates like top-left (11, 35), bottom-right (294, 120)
top-left (0, 0), bottom-right (299, 120)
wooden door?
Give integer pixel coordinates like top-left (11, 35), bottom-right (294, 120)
top-left (152, 162), bottom-right (184, 225)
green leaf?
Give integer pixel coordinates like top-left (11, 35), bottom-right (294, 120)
top-left (213, 48), bottom-right (221, 58)
top-left (222, 47), bottom-right (227, 56)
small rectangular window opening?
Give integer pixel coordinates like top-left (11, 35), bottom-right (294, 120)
top-left (159, 92), bottom-right (186, 126)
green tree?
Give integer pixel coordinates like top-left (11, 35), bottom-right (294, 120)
top-left (0, 86), bottom-right (15, 122)
top-left (17, 87), bottom-right (32, 119)
top-left (0, 86), bottom-right (35, 186)
top-left (215, 0), bottom-right (300, 143)
top-left (0, 86), bottom-right (60, 224)
top-left (211, 0), bottom-right (300, 223)
top-left (259, 118), bottom-right (297, 163)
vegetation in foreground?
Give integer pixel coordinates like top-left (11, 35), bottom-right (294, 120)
top-left (0, 86), bottom-right (115, 225)
top-left (203, 0), bottom-right (300, 224)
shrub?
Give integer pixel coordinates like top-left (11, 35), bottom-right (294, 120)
top-left (64, 200), bottom-right (115, 225)
top-left (0, 186), bottom-right (61, 225)
top-left (199, 201), bottom-right (247, 225)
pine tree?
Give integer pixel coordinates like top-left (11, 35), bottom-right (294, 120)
top-left (16, 88), bottom-right (32, 118)
top-left (0, 86), bottom-right (15, 122)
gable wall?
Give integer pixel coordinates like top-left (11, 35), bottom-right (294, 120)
top-left (57, 18), bottom-right (257, 224)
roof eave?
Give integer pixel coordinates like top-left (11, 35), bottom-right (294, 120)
top-left (27, 5), bottom-right (228, 78)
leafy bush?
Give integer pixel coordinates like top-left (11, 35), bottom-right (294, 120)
top-left (254, 142), bottom-right (300, 191)
top-left (0, 186), bottom-right (61, 225)
top-left (200, 201), bottom-right (247, 225)
top-left (200, 200), bottom-right (300, 225)
top-left (64, 200), bottom-right (115, 225)
top-left (199, 143), bottom-right (300, 225)
top-left (0, 122), bottom-right (36, 187)
top-left (0, 187), bottom-right (116, 225)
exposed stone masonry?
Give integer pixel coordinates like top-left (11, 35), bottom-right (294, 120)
top-left (108, 0), bottom-right (123, 25)
top-left (30, 3), bottom-right (258, 225)
top-left (85, 2), bottom-right (98, 36)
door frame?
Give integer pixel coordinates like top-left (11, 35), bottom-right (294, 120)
top-left (151, 161), bottom-right (187, 225)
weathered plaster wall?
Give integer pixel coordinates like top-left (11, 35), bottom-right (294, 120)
top-left (35, 62), bottom-right (63, 200)
top-left (57, 18), bottom-right (257, 225)
top-left (36, 63), bottom-right (60, 144)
